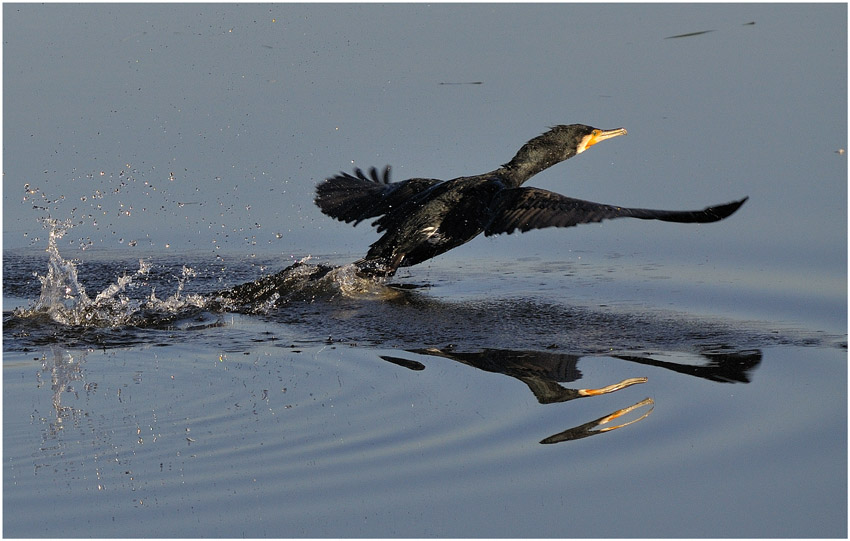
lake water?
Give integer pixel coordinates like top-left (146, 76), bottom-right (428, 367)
top-left (3, 234), bottom-right (846, 537)
top-left (3, 3), bottom-right (847, 538)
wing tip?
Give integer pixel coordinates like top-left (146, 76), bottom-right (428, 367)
top-left (712, 196), bottom-right (748, 220)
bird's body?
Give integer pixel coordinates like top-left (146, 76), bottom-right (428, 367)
top-left (315, 124), bottom-right (747, 277)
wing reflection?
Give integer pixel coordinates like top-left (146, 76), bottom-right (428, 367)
top-left (614, 350), bottom-right (762, 383)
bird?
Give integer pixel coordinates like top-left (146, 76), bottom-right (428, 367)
top-left (315, 124), bottom-right (747, 277)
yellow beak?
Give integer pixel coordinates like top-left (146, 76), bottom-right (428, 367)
top-left (589, 127), bottom-right (628, 146)
top-left (577, 127), bottom-right (628, 154)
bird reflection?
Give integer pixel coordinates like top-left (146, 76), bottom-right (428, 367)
top-left (388, 347), bottom-right (646, 404)
top-left (381, 347), bottom-right (761, 444)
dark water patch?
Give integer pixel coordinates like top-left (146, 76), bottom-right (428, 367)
top-left (249, 292), bottom-right (842, 355)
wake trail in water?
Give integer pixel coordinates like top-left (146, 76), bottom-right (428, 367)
top-left (14, 219), bottom-right (395, 329)
top-left (209, 257), bottom-right (407, 312)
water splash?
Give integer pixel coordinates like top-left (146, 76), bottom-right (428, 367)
top-left (19, 219), bottom-right (205, 327)
top-left (31, 218), bottom-right (93, 324)
top-left (15, 219), bottom-right (400, 329)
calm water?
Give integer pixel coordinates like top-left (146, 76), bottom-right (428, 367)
top-left (3, 3), bottom-right (847, 538)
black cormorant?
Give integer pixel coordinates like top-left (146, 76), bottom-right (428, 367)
top-left (315, 124), bottom-right (747, 277)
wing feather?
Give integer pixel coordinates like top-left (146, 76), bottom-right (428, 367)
top-left (485, 187), bottom-right (747, 236)
top-left (314, 166), bottom-right (441, 226)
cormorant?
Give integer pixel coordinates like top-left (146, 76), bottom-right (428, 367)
top-left (315, 124), bottom-right (747, 277)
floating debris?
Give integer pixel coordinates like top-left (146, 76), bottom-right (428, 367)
top-left (438, 81), bottom-right (483, 85)
top-left (664, 29), bottom-right (716, 39)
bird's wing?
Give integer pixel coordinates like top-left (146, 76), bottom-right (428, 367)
top-left (484, 187), bottom-right (748, 236)
top-left (314, 166), bottom-right (441, 226)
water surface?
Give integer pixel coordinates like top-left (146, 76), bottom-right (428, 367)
top-left (3, 3), bottom-right (846, 538)
top-left (3, 234), bottom-right (846, 537)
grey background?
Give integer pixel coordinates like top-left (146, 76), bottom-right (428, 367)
top-left (4, 4), bottom-right (846, 287)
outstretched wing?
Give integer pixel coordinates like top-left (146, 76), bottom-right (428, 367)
top-left (484, 187), bottom-right (747, 236)
top-left (314, 166), bottom-right (441, 226)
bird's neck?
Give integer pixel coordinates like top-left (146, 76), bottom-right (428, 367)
top-left (498, 143), bottom-right (569, 188)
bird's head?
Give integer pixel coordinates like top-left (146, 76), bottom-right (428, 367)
top-left (510, 124), bottom-right (628, 165)
top-left (554, 124), bottom-right (628, 158)
top-left (502, 123), bottom-right (627, 186)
